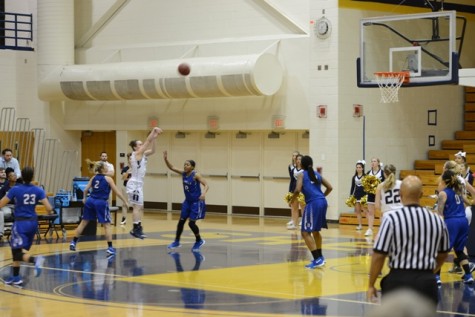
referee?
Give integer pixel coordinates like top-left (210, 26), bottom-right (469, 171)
top-left (367, 175), bottom-right (450, 307)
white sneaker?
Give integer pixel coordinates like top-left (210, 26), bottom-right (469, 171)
top-left (364, 229), bottom-right (373, 236)
top-left (355, 225), bottom-right (362, 231)
top-left (287, 220), bottom-right (294, 226)
top-left (287, 224), bottom-right (297, 230)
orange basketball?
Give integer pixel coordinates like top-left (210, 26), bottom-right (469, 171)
top-left (178, 63), bottom-right (191, 76)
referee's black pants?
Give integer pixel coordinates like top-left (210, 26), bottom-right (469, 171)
top-left (380, 269), bottom-right (438, 305)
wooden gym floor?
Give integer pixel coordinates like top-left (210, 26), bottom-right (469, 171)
top-left (0, 211), bottom-right (474, 317)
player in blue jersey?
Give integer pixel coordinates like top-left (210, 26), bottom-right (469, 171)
top-left (289, 155), bottom-right (332, 269)
top-left (0, 166), bottom-right (53, 285)
top-left (436, 169), bottom-right (474, 284)
top-left (69, 161), bottom-right (129, 256)
top-left (164, 151), bottom-right (209, 252)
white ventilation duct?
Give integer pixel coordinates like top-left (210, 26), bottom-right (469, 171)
top-left (39, 54), bottom-right (284, 101)
top-left (37, 0), bottom-right (283, 102)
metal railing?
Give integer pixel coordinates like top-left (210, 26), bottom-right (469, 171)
top-left (0, 11), bottom-right (33, 51)
top-left (0, 107), bottom-right (78, 193)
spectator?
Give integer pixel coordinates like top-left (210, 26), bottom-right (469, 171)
top-left (100, 151), bottom-right (115, 208)
top-left (100, 151), bottom-right (115, 177)
top-left (0, 168), bottom-right (20, 238)
top-left (0, 149), bottom-right (21, 178)
top-left (0, 168), bottom-right (21, 199)
top-left (0, 167), bottom-right (6, 190)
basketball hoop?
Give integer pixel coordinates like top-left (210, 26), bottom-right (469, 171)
top-left (374, 71), bottom-right (410, 103)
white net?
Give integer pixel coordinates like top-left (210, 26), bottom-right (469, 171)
top-left (374, 72), bottom-right (407, 103)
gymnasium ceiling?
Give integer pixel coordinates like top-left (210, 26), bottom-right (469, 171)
top-left (351, 0), bottom-right (475, 14)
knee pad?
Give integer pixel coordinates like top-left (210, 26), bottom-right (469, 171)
top-left (455, 251), bottom-right (467, 262)
top-left (12, 248), bottom-right (23, 262)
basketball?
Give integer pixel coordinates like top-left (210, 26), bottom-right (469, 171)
top-left (178, 63), bottom-right (191, 76)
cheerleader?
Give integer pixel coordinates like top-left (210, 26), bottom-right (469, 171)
top-left (287, 151), bottom-right (300, 229)
top-left (455, 151), bottom-right (473, 186)
top-left (365, 157), bottom-right (385, 236)
top-left (462, 163), bottom-right (474, 187)
top-left (349, 160), bottom-right (366, 230)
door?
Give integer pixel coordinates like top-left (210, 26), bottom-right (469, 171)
top-left (81, 131), bottom-right (117, 201)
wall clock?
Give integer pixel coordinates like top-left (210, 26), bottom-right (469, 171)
top-left (315, 17), bottom-right (332, 39)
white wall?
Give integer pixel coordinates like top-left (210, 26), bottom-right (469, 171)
top-left (308, 0), bottom-right (339, 219)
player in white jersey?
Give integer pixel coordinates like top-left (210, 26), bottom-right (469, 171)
top-left (127, 127), bottom-right (163, 239)
top-left (375, 164), bottom-right (402, 217)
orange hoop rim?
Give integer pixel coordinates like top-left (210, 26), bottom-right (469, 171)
top-left (374, 71), bottom-right (410, 84)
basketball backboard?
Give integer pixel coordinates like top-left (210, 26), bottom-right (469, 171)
top-left (357, 11), bottom-right (461, 87)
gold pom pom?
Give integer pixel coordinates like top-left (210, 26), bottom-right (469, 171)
top-left (360, 195), bottom-right (368, 207)
top-left (284, 192), bottom-right (306, 206)
top-left (467, 196), bottom-right (473, 206)
top-left (284, 192), bottom-right (293, 204)
top-left (362, 175), bottom-right (381, 194)
top-left (345, 195), bottom-right (356, 207)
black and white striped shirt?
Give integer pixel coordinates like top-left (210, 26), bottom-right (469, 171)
top-left (373, 204), bottom-right (450, 270)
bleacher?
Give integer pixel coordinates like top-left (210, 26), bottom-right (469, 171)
top-left (339, 86), bottom-right (475, 227)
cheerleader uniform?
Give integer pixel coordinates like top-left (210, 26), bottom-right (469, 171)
top-left (294, 167), bottom-right (304, 181)
top-left (350, 174), bottom-right (365, 202)
top-left (366, 168), bottom-right (385, 204)
top-left (288, 164), bottom-right (297, 193)
top-left (294, 167), bottom-right (305, 204)
top-left (464, 168), bottom-right (474, 186)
